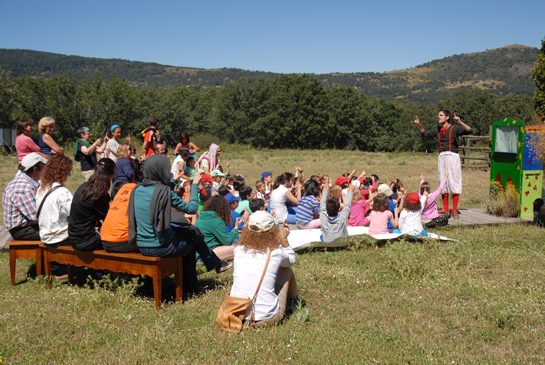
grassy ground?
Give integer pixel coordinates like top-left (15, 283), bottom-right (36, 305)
top-left (1, 148), bottom-right (545, 363)
top-left (1, 224), bottom-right (545, 363)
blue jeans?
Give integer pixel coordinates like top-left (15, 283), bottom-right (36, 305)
top-left (139, 232), bottom-right (221, 292)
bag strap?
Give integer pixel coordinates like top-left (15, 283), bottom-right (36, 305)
top-left (251, 249), bottom-right (273, 301)
top-left (37, 185), bottom-right (62, 219)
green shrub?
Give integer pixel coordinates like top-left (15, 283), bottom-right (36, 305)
top-left (487, 181), bottom-right (520, 217)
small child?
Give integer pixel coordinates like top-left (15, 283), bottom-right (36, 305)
top-left (368, 194), bottom-right (398, 236)
top-left (396, 191), bottom-right (428, 236)
top-left (185, 156), bottom-right (196, 179)
top-left (249, 198), bottom-right (265, 213)
top-left (329, 185), bottom-right (344, 210)
top-left (420, 171), bottom-right (451, 228)
top-left (320, 177), bottom-right (356, 242)
top-left (390, 178), bottom-right (404, 200)
top-left (212, 169), bottom-right (226, 193)
top-left (235, 186), bottom-right (253, 215)
top-left (348, 189), bottom-right (370, 227)
top-left (296, 182), bottom-right (321, 229)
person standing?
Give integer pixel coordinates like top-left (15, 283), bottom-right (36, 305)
top-left (413, 110), bottom-right (472, 219)
top-left (38, 117), bottom-right (64, 156)
top-left (141, 117), bottom-right (160, 161)
top-left (73, 127), bottom-right (107, 182)
top-left (103, 124), bottom-right (129, 162)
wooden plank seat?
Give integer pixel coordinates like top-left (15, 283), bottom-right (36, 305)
top-left (5, 239), bottom-right (43, 286)
top-left (40, 243), bottom-right (183, 310)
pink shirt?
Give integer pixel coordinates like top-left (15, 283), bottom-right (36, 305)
top-left (15, 134), bottom-right (41, 163)
top-left (348, 199), bottom-right (369, 227)
top-left (420, 178), bottom-right (447, 220)
top-left (368, 210), bottom-right (393, 235)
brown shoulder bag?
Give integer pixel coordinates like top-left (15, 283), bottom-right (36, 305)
top-left (216, 249), bottom-right (272, 333)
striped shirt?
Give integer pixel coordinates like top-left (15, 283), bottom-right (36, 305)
top-left (295, 195), bottom-right (319, 226)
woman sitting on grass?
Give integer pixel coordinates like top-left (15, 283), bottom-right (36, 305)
top-left (194, 195), bottom-right (243, 261)
top-left (69, 158), bottom-right (115, 251)
top-left (270, 172), bottom-right (302, 225)
top-left (230, 213), bottom-right (299, 327)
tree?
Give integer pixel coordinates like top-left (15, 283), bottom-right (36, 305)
top-left (532, 36), bottom-right (545, 122)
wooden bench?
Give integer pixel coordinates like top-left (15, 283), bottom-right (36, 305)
top-left (41, 244), bottom-right (183, 310)
top-left (5, 239), bottom-right (43, 286)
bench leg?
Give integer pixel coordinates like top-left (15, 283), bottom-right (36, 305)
top-left (67, 264), bottom-right (74, 284)
top-left (35, 247), bottom-right (43, 277)
top-left (152, 266), bottom-right (162, 310)
top-left (175, 256), bottom-right (183, 304)
top-left (9, 249), bottom-right (16, 286)
top-left (44, 249), bottom-right (53, 289)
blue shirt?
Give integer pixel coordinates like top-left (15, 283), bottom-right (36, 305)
top-left (295, 195), bottom-right (319, 226)
top-left (39, 133), bottom-right (51, 156)
top-left (226, 210), bottom-right (245, 242)
top-left (387, 198), bottom-right (397, 229)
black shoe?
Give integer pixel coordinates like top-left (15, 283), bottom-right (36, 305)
top-left (216, 261), bottom-right (233, 273)
top-left (425, 220), bottom-right (437, 229)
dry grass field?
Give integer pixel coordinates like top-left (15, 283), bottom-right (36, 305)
top-left (1, 146), bottom-right (545, 364)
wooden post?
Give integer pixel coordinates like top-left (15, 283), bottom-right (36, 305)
top-left (488, 125), bottom-right (492, 168)
top-left (466, 137), bottom-right (471, 166)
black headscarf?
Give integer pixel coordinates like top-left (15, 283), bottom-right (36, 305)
top-left (128, 155), bottom-right (172, 243)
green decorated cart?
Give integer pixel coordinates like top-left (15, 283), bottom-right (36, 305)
top-left (490, 118), bottom-right (544, 218)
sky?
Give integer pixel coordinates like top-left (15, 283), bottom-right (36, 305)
top-left (0, 0), bottom-right (543, 74)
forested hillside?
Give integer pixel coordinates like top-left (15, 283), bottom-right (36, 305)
top-left (0, 45), bottom-right (538, 106)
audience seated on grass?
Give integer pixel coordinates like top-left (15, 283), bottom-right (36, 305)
top-left (69, 158), bottom-right (115, 251)
top-left (235, 186), bottom-right (253, 215)
top-left (224, 193), bottom-right (246, 238)
top-left (376, 183), bottom-right (398, 230)
top-left (229, 212), bottom-right (299, 327)
top-left (249, 198), bottom-right (266, 213)
top-left (270, 172), bottom-right (301, 225)
top-left (36, 154), bottom-right (74, 279)
top-left (295, 181), bottom-right (321, 230)
top-left (3, 153), bottom-right (47, 240)
top-left (212, 169), bottom-right (226, 193)
top-left (129, 155), bottom-right (231, 293)
top-left (368, 193), bottom-right (399, 236)
top-left (320, 177), bottom-right (357, 243)
top-left (396, 191), bottom-right (428, 236)
top-left (348, 188), bottom-right (370, 227)
top-left (420, 171), bottom-right (451, 228)
top-left (101, 160), bottom-right (144, 253)
top-left (194, 195), bottom-right (243, 261)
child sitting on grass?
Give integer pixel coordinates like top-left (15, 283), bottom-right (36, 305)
top-left (348, 189), bottom-right (370, 227)
top-left (254, 181), bottom-right (269, 206)
top-left (396, 191), bottom-right (428, 236)
top-left (329, 185), bottom-right (344, 210)
top-left (295, 182), bottom-right (321, 229)
top-left (235, 186), bottom-right (253, 215)
top-left (368, 193), bottom-right (399, 236)
top-left (185, 156), bottom-right (196, 179)
top-left (420, 171), bottom-right (451, 228)
top-left (320, 177), bottom-right (357, 242)
top-left (249, 198), bottom-right (265, 213)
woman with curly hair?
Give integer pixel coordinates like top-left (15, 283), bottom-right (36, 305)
top-left (229, 212), bottom-right (299, 327)
top-left (69, 158), bottom-right (116, 251)
top-left (194, 195), bottom-right (243, 260)
top-left (36, 154), bottom-right (73, 279)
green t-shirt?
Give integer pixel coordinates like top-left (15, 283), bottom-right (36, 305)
top-left (235, 200), bottom-right (251, 215)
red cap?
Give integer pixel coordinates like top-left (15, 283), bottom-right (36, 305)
top-left (335, 177), bottom-right (350, 186)
top-left (201, 175), bottom-right (214, 183)
top-left (406, 192), bottom-right (420, 204)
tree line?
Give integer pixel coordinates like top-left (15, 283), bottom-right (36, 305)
top-left (0, 69), bottom-right (536, 152)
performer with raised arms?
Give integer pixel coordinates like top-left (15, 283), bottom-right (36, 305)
top-left (414, 110), bottom-right (472, 219)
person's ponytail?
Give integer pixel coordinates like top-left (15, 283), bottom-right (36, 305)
top-left (81, 158), bottom-right (116, 201)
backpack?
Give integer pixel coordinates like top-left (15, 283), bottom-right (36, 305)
top-left (138, 127), bottom-right (157, 142)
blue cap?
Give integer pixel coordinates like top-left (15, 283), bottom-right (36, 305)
top-left (224, 193), bottom-right (241, 205)
top-left (261, 172), bottom-right (272, 180)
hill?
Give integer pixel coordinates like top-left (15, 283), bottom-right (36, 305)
top-left (0, 45), bottom-right (539, 105)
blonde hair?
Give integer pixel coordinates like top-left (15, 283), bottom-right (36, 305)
top-left (351, 189), bottom-right (362, 203)
top-left (38, 117), bottom-right (55, 134)
top-left (117, 143), bottom-right (130, 159)
top-left (330, 185), bottom-right (342, 199)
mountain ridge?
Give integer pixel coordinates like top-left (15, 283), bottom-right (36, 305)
top-left (0, 45), bottom-right (538, 105)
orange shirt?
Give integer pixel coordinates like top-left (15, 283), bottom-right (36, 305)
top-left (101, 183), bottom-right (136, 242)
top-left (144, 130), bottom-right (155, 157)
